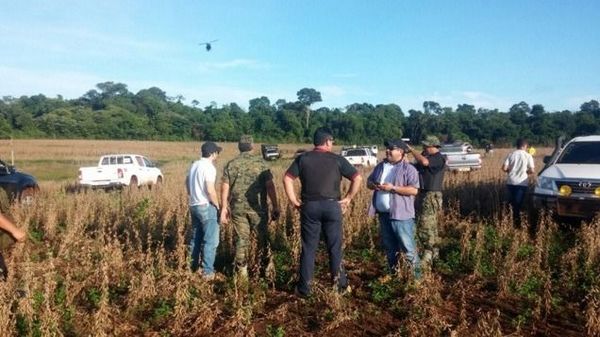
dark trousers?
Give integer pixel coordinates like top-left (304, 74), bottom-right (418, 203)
top-left (0, 252), bottom-right (7, 281)
top-left (297, 200), bottom-right (347, 295)
top-left (507, 184), bottom-right (528, 227)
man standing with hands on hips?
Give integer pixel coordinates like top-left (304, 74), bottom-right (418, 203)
top-left (283, 127), bottom-right (362, 297)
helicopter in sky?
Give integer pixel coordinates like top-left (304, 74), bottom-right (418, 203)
top-left (198, 40), bottom-right (218, 51)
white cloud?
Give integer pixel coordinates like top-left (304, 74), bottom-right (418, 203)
top-left (0, 22), bottom-right (171, 63)
top-left (565, 95), bottom-right (599, 110)
top-left (0, 66), bottom-right (104, 98)
top-left (318, 85), bottom-right (346, 99)
top-left (395, 91), bottom-right (513, 112)
top-left (0, 65), bottom-right (294, 108)
top-left (459, 91), bottom-right (512, 110)
top-left (125, 79), bottom-right (294, 109)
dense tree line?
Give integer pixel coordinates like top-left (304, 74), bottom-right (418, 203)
top-left (1, 82), bottom-right (599, 146)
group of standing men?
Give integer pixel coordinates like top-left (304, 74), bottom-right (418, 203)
top-left (0, 132), bottom-right (533, 290)
top-left (186, 127), bottom-right (447, 295)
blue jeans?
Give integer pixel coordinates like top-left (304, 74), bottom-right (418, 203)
top-left (507, 184), bottom-right (528, 227)
top-left (378, 213), bottom-right (420, 278)
top-left (189, 204), bottom-right (219, 275)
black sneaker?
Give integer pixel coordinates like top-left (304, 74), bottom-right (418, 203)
top-left (294, 287), bottom-right (309, 299)
top-left (337, 285), bottom-right (352, 296)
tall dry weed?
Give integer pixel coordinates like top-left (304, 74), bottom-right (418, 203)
top-left (474, 310), bottom-right (504, 337)
top-left (404, 273), bottom-right (451, 337)
top-left (586, 286), bottom-right (600, 337)
top-left (0, 142), bottom-right (588, 336)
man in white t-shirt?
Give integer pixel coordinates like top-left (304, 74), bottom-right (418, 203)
top-left (502, 138), bottom-right (535, 227)
top-left (186, 141), bottom-right (222, 279)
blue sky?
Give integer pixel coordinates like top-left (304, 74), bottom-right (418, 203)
top-left (1, 0), bottom-right (599, 112)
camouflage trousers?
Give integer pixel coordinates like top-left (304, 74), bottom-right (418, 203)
top-left (231, 210), bottom-right (269, 268)
top-left (416, 191), bottom-right (443, 264)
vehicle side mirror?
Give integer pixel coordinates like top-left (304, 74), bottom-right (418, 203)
top-left (543, 156), bottom-right (551, 164)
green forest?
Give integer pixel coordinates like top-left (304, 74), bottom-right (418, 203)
top-left (1, 82), bottom-right (599, 146)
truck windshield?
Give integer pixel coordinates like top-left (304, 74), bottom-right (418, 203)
top-left (557, 142), bottom-right (600, 164)
top-left (441, 146), bottom-right (464, 153)
top-left (346, 149), bottom-right (367, 156)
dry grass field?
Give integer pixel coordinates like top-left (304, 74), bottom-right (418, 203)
top-left (0, 139), bottom-right (599, 336)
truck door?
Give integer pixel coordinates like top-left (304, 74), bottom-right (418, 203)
top-left (134, 156), bottom-right (146, 185)
top-left (142, 157), bottom-right (155, 184)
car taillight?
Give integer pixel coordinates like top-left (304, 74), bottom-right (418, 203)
top-left (117, 168), bottom-right (124, 179)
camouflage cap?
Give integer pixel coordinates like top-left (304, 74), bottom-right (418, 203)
top-left (422, 135), bottom-right (441, 147)
top-left (239, 134), bottom-right (253, 144)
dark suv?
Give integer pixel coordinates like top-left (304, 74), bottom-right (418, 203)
top-left (0, 159), bottom-right (38, 204)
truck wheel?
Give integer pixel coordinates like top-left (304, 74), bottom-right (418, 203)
top-left (150, 176), bottom-right (162, 190)
top-left (20, 187), bottom-right (37, 205)
top-left (129, 176), bottom-right (138, 189)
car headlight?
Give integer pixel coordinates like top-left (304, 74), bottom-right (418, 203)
top-left (537, 176), bottom-right (556, 191)
top-left (559, 185), bottom-right (572, 196)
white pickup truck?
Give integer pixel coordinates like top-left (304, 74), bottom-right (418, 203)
top-left (78, 154), bottom-right (163, 189)
top-left (341, 147), bottom-right (378, 167)
top-left (440, 144), bottom-right (482, 172)
top-left (533, 135), bottom-right (600, 218)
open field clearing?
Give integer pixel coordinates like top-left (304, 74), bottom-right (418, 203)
top-left (0, 139), bottom-right (599, 336)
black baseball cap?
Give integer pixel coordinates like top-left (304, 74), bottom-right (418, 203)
top-left (384, 139), bottom-right (409, 151)
top-left (201, 141), bottom-right (223, 157)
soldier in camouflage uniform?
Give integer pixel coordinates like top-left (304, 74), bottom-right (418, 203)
top-left (406, 136), bottom-right (446, 269)
top-left (220, 135), bottom-right (280, 277)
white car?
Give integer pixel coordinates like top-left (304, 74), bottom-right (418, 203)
top-left (78, 154), bottom-right (163, 189)
top-left (533, 135), bottom-right (600, 218)
top-left (341, 147), bottom-right (377, 167)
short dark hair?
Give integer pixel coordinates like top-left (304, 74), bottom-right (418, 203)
top-left (238, 143), bottom-right (252, 152)
top-left (516, 138), bottom-right (528, 148)
top-left (313, 127), bottom-right (333, 146)
top-left (201, 141), bottom-right (222, 158)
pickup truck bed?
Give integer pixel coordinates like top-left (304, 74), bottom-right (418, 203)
top-left (78, 154), bottom-right (163, 189)
top-left (441, 146), bottom-right (482, 171)
top-left (445, 153), bottom-right (482, 171)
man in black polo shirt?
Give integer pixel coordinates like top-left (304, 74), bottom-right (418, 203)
top-left (283, 127), bottom-right (362, 297)
top-left (407, 135), bottom-right (446, 269)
